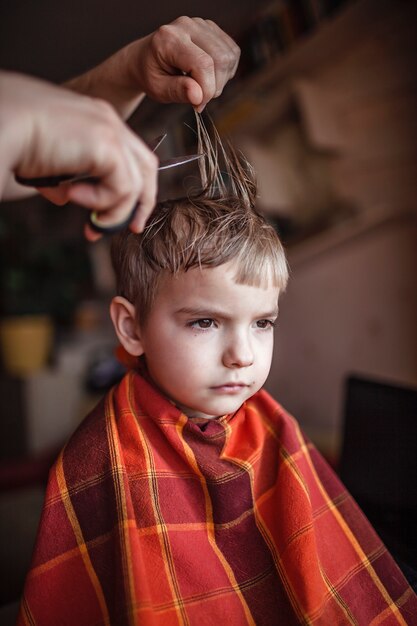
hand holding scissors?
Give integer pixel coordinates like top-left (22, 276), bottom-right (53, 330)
top-left (16, 133), bottom-right (201, 236)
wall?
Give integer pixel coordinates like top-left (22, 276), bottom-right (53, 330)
top-left (266, 209), bottom-right (417, 456)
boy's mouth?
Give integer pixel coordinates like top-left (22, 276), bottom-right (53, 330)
top-left (211, 383), bottom-right (249, 393)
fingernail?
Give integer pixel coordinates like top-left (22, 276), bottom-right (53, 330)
top-left (131, 221), bottom-right (144, 234)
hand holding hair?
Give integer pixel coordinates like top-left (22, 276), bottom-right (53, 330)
top-left (66, 17), bottom-right (240, 118)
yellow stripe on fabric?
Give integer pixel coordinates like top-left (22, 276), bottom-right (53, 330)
top-left (176, 416), bottom-right (257, 626)
top-left (20, 597), bottom-right (35, 626)
top-left (313, 565), bottom-right (357, 624)
top-left (28, 534), bottom-right (111, 577)
top-left (45, 466), bottom-right (125, 507)
top-left (237, 403), bottom-right (314, 624)
top-left (127, 374), bottom-right (189, 626)
top-left (248, 401), bottom-right (311, 500)
top-left (145, 566), bottom-right (276, 614)
top-left (369, 587), bottom-right (415, 626)
top-left (44, 464), bottom-right (244, 508)
top-left (292, 421), bottom-right (408, 625)
top-left (255, 484), bottom-right (357, 624)
top-left (55, 450), bottom-right (111, 626)
top-left (252, 401), bottom-right (364, 622)
top-left (29, 506), bottom-right (264, 583)
top-left (105, 383), bottom-right (137, 626)
top-left (328, 544), bottom-right (386, 597)
top-left (222, 453), bottom-right (309, 624)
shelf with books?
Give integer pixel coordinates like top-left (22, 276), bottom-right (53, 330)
top-left (235, 0), bottom-right (352, 81)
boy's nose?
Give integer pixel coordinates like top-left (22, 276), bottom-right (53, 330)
top-left (222, 334), bottom-right (254, 368)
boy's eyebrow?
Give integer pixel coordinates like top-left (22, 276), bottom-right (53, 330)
top-left (175, 306), bottom-right (279, 319)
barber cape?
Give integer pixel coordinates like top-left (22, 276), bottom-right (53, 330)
top-left (18, 369), bottom-right (417, 625)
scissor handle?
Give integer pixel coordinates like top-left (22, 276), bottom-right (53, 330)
top-left (88, 205), bottom-right (138, 235)
top-left (15, 149), bottom-right (202, 234)
top-left (15, 173), bottom-right (99, 188)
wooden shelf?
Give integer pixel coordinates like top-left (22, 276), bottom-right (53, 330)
top-left (212, 0), bottom-right (399, 137)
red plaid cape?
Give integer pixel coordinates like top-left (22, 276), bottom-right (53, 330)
top-left (18, 370), bottom-right (417, 625)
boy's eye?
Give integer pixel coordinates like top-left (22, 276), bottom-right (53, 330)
top-left (190, 318), bottom-right (215, 329)
top-left (256, 319), bottom-right (276, 329)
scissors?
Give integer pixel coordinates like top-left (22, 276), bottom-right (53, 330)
top-left (15, 134), bottom-right (201, 234)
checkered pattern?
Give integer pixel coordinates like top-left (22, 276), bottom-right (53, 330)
top-left (18, 370), bottom-right (417, 625)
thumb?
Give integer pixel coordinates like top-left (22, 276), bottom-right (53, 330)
top-left (164, 75), bottom-right (203, 107)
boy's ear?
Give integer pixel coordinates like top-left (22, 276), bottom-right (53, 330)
top-left (110, 296), bottom-right (144, 357)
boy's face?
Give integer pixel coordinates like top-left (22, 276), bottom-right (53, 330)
top-left (138, 260), bottom-right (280, 420)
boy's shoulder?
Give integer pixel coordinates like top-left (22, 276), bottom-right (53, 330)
top-left (53, 392), bottom-right (111, 487)
top-left (52, 370), bottom-right (138, 487)
top-left (52, 368), bottom-right (174, 482)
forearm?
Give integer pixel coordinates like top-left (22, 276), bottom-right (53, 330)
top-left (0, 71), bottom-right (35, 200)
top-left (64, 38), bottom-right (149, 120)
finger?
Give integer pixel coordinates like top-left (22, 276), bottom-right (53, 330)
top-left (192, 19), bottom-right (240, 104)
top-left (122, 136), bottom-right (158, 232)
top-left (84, 222), bottom-right (102, 242)
top-left (66, 180), bottom-right (130, 215)
top-left (66, 132), bottom-right (141, 223)
top-left (71, 131), bottom-right (157, 234)
top-left (205, 19), bottom-right (241, 77)
top-left (128, 158), bottom-right (158, 233)
top-left (37, 186), bottom-right (71, 206)
top-left (158, 39), bottom-right (217, 107)
top-left (154, 74), bottom-right (203, 107)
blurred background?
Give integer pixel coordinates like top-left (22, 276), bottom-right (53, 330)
top-left (0, 0), bottom-right (416, 616)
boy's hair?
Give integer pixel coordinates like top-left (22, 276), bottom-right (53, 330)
top-left (111, 117), bottom-right (288, 325)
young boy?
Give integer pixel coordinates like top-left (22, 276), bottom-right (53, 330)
top-left (18, 128), bottom-right (417, 625)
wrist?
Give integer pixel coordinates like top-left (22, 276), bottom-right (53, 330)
top-left (65, 38), bottom-right (149, 120)
top-left (0, 71), bottom-right (34, 177)
top-left (119, 35), bottom-right (150, 94)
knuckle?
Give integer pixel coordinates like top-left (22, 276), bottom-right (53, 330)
top-left (95, 99), bottom-right (118, 122)
top-left (232, 44), bottom-right (241, 64)
top-left (93, 138), bottom-right (112, 165)
top-left (146, 151), bottom-right (159, 171)
top-left (173, 15), bottom-right (193, 29)
top-left (153, 22), bottom-right (184, 50)
top-left (196, 52), bottom-right (215, 73)
top-left (154, 23), bottom-right (173, 41)
top-left (95, 129), bottom-right (118, 156)
top-left (215, 50), bottom-right (233, 69)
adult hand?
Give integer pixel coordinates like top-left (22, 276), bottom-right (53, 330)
top-left (0, 71), bottom-right (158, 239)
top-left (133, 17), bottom-right (241, 112)
top-left (67, 17), bottom-right (240, 119)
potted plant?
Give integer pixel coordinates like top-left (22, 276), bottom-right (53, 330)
top-left (0, 204), bottom-right (92, 376)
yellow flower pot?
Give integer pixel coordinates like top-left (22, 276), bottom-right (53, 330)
top-left (0, 315), bottom-right (53, 376)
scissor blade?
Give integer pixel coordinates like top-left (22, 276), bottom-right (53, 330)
top-left (158, 154), bottom-right (202, 170)
top-left (149, 133), bottom-right (167, 153)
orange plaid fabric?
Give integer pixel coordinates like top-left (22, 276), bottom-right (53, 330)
top-left (18, 370), bottom-right (417, 625)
